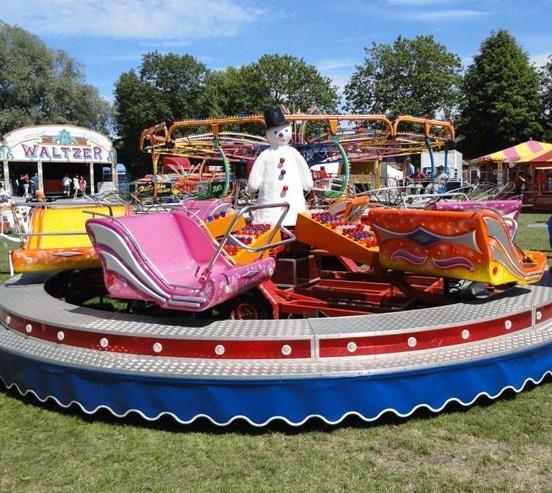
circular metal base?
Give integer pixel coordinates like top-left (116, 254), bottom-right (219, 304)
top-left (1, 273), bottom-right (552, 426)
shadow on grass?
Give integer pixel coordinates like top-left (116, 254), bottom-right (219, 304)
top-left (2, 373), bottom-right (551, 436)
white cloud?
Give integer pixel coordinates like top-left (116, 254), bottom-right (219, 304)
top-left (332, 1), bottom-right (489, 22)
top-left (531, 52), bottom-right (551, 68)
top-left (2, 0), bottom-right (263, 40)
top-left (409, 9), bottom-right (489, 20)
top-left (316, 58), bottom-right (358, 99)
top-left (327, 73), bottom-right (351, 94)
top-left (94, 52), bottom-right (145, 62)
top-left (460, 55), bottom-right (475, 67)
top-left (317, 58), bottom-right (357, 71)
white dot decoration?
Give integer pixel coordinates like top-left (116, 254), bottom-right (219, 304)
top-left (461, 329), bottom-right (470, 340)
top-left (281, 344), bottom-right (292, 356)
top-left (407, 337), bottom-right (417, 348)
top-left (347, 341), bottom-right (357, 353)
top-left (25, 324), bottom-right (32, 334)
top-left (152, 342), bottom-right (163, 354)
top-left (57, 331), bottom-right (65, 341)
top-left (5, 315), bottom-right (10, 325)
top-left (214, 344), bottom-right (225, 356)
top-left (505, 320), bottom-right (512, 330)
top-left (536, 311), bottom-right (542, 321)
top-left (99, 338), bottom-right (109, 348)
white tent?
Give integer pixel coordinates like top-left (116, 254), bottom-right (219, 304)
top-left (385, 164), bottom-right (403, 185)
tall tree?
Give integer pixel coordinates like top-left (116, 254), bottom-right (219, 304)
top-left (0, 22), bottom-right (111, 134)
top-left (458, 30), bottom-right (543, 157)
top-left (198, 66), bottom-right (256, 117)
top-left (114, 52), bottom-right (209, 174)
top-left (344, 35), bottom-right (462, 118)
top-left (540, 55), bottom-right (552, 141)
top-left (200, 54), bottom-right (339, 117)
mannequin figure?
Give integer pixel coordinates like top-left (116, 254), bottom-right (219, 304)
top-left (248, 107), bottom-right (313, 226)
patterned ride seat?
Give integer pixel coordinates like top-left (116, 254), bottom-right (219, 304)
top-left (369, 208), bottom-right (546, 286)
top-left (86, 210), bottom-right (275, 311)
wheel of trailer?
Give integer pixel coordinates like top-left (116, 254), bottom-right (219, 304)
top-left (227, 292), bottom-right (272, 320)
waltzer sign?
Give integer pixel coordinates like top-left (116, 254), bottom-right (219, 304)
top-left (0, 125), bottom-right (116, 195)
top-left (1, 125), bottom-right (115, 164)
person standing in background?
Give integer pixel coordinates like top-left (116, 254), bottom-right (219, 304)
top-left (62, 174), bottom-right (71, 197)
top-left (72, 174), bottom-right (79, 199)
top-left (402, 157), bottom-right (415, 178)
top-left (435, 165), bottom-right (449, 194)
top-left (30, 172), bottom-right (39, 197)
top-left (22, 172), bottom-right (30, 200)
top-left (79, 175), bottom-right (87, 196)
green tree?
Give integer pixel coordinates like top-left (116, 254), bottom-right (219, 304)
top-left (200, 54), bottom-right (339, 117)
top-left (458, 30), bottom-right (543, 157)
top-left (0, 22), bottom-right (111, 134)
top-left (198, 66), bottom-right (256, 116)
top-left (540, 55), bottom-right (552, 141)
top-left (344, 35), bottom-right (462, 118)
top-left (114, 52), bottom-right (209, 174)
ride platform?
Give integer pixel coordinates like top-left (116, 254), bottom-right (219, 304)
top-left (1, 272), bottom-right (552, 426)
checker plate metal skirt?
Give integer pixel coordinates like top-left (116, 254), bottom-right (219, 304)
top-left (1, 274), bottom-right (552, 426)
top-left (1, 322), bottom-right (552, 378)
top-left (0, 275), bottom-right (552, 377)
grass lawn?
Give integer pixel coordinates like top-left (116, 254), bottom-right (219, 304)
top-left (1, 210), bottom-right (552, 492)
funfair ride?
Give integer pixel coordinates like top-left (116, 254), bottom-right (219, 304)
top-left (0, 113), bottom-right (550, 427)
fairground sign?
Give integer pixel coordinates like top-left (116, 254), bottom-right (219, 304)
top-left (0, 125), bottom-right (115, 164)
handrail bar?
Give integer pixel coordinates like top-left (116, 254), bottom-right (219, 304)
top-left (201, 202), bottom-right (295, 278)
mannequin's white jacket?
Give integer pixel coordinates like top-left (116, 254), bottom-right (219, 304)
top-left (248, 145), bottom-right (313, 226)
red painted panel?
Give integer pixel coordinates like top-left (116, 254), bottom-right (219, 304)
top-left (319, 311), bottom-right (532, 357)
top-left (537, 302), bottom-right (552, 324)
top-left (2, 313), bottom-right (311, 359)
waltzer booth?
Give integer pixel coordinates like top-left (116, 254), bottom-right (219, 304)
top-left (0, 125), bottom-right (116, 195)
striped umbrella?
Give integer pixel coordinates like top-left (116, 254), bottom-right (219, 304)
top-left (471, 140), bottom-right (552, 164)
top-left (521, 146), bottom-right (552, 163)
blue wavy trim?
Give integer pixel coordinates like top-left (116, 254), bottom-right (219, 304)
top-left (1, 342), bottom-right (552, 427)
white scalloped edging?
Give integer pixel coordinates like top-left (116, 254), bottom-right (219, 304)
top-left (1, 370), bottom-right (551, 427)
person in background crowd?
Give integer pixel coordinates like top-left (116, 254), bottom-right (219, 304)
top-left (411, 168), bottom-right (427, 194)
top-left (435, 165), bottom-right (449, 194)
top-left (30, 172), bottom-right (39, 197)
top-left (318, 165), bottom-right (329, 179)
top-left (79, 175), bottom-right (87, 196)
top-left (62, 174), bottom-right (71, 197)
top-left (21, 172), bottom-right (30, 200)
top-left (72, 174), bottom-right (80, 199)
top-left (402, 157), bottom-right (415, 180)
top-left (514, 172), bottom-right (526, 196)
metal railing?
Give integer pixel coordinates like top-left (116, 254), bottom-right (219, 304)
top-left (403, 192), bottom-right (470, 209)
top-left (200, 202), bottom-right (296, 278)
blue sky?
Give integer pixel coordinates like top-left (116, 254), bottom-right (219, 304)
top-left (2, 0), bottom-right (551, 102)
